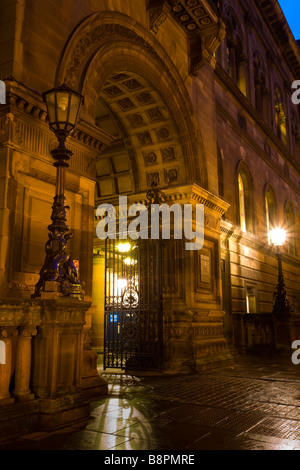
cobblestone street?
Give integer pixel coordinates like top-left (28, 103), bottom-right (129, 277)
top-left (3, 354), bottom-right (300, 450)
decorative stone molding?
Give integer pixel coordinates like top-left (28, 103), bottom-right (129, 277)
top-left (83, 328), bottom-right (93, 344)
top-left (147, 2), bottom-right (170, 33)
top-left (57, 14), bottom-right (194, 121)
top-left (193, 338), bottom-right (228, 357)
top-left (18, 326), bottom-right (38, 338)
top-left (190, 21), bottom-right (226, 73)
top-left (0, 327), bottom-right (18, 338)
top-left (100, 183), bottom-right (230, 218)
top-left (0, 79), bottom-right (112, 174)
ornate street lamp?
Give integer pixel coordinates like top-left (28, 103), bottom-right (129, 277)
top-left (270, 228), bottom-right (293, 315)
top-left (32, 84), bottom-right (84, 299)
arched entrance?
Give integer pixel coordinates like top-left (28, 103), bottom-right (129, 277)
top-left (92, 69), bottom-right (188, 371)
top-left (55, 12), bottom-right (231, 373)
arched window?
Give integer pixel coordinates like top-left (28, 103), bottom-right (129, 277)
top-left (291, 110), bottom-right (299, 158)
top-left (237, 163), bottom-right (253, 233)
top-left (285, 201), bottom-right (296, 256)
top-left (225, 10), bottom-right (247, 96)
top-left (238, 173), bottom-right (246, 231)
top-left (253, 51), bottom-right (267, 119)
top-left (274, 88), bottom-right (287, 145)
top-left (264, 185), bottom-right (276, 244)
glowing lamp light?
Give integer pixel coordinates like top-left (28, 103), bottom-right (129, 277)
top-left (270, 228), bottom-right (286, 247)
top-left (116, 242), bottom-right (131, 253)
top-left (43, 83), bottom-right (84, 141)
top-left (123, 257), bottom-right (137, 266)
top-left (117, 279), bottom-right (128, 291)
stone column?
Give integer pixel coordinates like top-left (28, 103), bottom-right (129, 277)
top-left (0, 327), bottom-right (18, 404)
top-left (14, 326), bottom-right (37, 401)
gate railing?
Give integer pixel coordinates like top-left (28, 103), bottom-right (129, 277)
top-left (104, 238), bottom-right (162, 371)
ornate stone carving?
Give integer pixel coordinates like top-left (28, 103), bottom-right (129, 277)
top-left (83, 328), bottom-right (93, 344)
top-left (18, 326), bottom-right (38, 337)
top-left (147, 107), bottom-right (165, 122)
top-left (161, 146), bottom-right (176, 162)
top-left (143, 151), bottom-right (158, 166)
top-left (148, 3), bottom-right (169, 34)
top-left (165, 168), bottom-right (178, 183)
top-left (0, 327), bottom-right (18, 338)
top-left (137, 132), bottom-right (153, 146)
top-left (127, 114), bottom-right (146, 128)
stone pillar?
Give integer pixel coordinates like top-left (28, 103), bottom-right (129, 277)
top-left (14, 326), bottom-right (37, 401)
top-left (0, 328), bottom-right (18, 404)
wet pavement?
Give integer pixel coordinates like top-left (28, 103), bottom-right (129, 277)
top-left (3, 353), bottom-right (300, 450)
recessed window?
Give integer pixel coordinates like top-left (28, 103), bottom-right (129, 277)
top-left (264, 185), bottom-right (276, 245)
top-left (285, 201), bottom-right (296, 256)
top-left (274, 88), bottom-right (287, 145)
top-left (245, 286), bottom-right (257, 313)
top-left (238, 173), bottom-right (246, 232)
top-left (238, 164), bottom-right (253, 233)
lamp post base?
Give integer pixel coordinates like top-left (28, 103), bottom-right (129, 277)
top-left (37, 280), bottom-right (83, 300)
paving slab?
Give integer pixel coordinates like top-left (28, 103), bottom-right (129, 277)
top-left (2, 354), bottom-right (300, 450)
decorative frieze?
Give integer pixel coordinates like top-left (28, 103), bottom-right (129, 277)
top-left (0, 79), bottom-right (112, 178)
top-left (193, 338), bottom-right (228, 357)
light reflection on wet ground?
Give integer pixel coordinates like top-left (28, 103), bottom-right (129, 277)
top-left (3, 354), bottom-right (300, 450)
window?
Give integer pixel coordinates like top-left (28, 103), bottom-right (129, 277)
top-left (238, 173), bottom-right (246, 232)
top-left (237, 163), bottom-right (253, 233)
top-left (264, 185), bottom-right (276, 244)
top-left (274, 88), bottom-right (287, 145)
top-left (245, 286), bottom-right (257, 313)
top-left (291, 110), bottom-right (299, 158)
top-left (224, 10), bottom-right (247, 96)
top-left (217, 145), bottom-right (224, 198)
top-left (253, 51), bottom-right (267, 118)
top-left (285, 201), bottom-right (296, 256)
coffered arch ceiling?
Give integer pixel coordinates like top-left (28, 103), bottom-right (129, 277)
top-left (56, 11), bottom-right (208, 191)
top-left (95, 71), bottom-right (187, 202)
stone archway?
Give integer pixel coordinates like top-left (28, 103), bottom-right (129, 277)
top-left (95, 70), bottom-right (188, 199)
top-left (55, 12), bottom-right (231, 372)
top-left (90, 65), bottom-right (194, 360)
top-left (55, 11), bottom-right (208, 189)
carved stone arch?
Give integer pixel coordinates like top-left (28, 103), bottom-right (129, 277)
top-left (55, 11), bottom-right (207, 188)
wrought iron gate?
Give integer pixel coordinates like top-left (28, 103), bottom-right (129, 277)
top-left (104, 237), bottom-right (163, 371)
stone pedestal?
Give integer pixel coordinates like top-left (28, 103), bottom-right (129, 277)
top-left (82, 309), bottom-right (108, 399)
top-left (0, 298), bottom-right (108, 442)
top-left (31, 298), bottom-right (107, 428)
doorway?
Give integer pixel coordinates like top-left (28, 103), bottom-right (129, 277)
top-left (104, 237), bottom-right (163, 371)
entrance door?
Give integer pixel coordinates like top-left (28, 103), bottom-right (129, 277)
top-left (104, 237), bottom-right (162, 371)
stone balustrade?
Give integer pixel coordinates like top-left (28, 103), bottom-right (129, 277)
top-left (0, 298), bottom-right (107, 443)
top-left (0, 300), bottom-right (40, 405)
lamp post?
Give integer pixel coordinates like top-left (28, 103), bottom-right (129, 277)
top-left (270, 228), bottom-right (293, 315)
top-left (32, 83), bottom-right (84, 299)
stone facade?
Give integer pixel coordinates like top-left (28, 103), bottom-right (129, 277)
top-left (0, 0), bottom-right (299, 417)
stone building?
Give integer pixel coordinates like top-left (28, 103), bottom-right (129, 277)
top-left (0, 0), bottom-right (300, 440)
